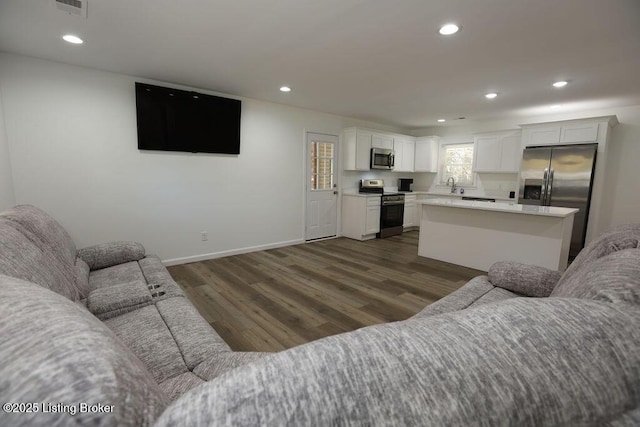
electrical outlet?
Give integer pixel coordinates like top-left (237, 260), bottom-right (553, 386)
top-left (201, 231), bottom-right (208, 241)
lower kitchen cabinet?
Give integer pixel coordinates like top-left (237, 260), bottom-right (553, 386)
top-left (403, 194), bottom-right (418, 229)
top-left (342, 194), bottom-right (381, 240)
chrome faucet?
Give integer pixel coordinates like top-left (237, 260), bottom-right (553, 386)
top-left (446, 177), bottom-right (457, 193)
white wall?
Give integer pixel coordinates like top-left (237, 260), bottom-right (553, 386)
top-left (2, 52), bottom-right (637, 263)
top-left (414, 104), bottom-right (640, 233)
top-left (0, 85), bottom-right (15, 210)
top-left (0, 53), bottom-right (407, 263)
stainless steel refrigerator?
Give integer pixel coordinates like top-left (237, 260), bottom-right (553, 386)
top-left (518, 144), bottom-right (597, 257)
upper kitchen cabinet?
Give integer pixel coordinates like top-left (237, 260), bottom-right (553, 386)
top-left (342, 128), bottom-right (372, 171)
top-left (560, 122), bottom-right (599, 143)
top-left (393, 137), bottom-right (415, 172)
top-left (473, 130), bottom-right (521, 173)
top-left (522, 121), bottom-right (603, 147)
top-left (414, 137), bottom-right (439, 172)
top-left (371, 133), bottom-right (394, 150)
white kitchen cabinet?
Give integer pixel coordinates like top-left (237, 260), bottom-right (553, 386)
top-left (414, 137), bottom-right (439, 172)
top-left (394, 137), bottom-right (415, 172)
top-left (365, 204), bottom-right (381, 235)
top-left (473, 130), bottom-right (521, 173)
top-left (342, 194), bottom-right (380, 240)
top-left (522, 122), bottom-right (600, 148)
top-left (560, 122), bottom-right (599, 143)
top-left (524, 126), bottom-right (561, 146)
top-left (371, 133), bottom-right (394, 150)
top-left (500, 134), bottom-right (521, 171)
top-left (403, 194), bottom-right (417, 229)
top-left (342, 129), bottom-right (371, 171)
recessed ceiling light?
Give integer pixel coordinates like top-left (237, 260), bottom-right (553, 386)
top-left (437, 119), bottom-right (446, 123)
top-left (553, 80), bottom-right (568, 88)
top-left (439, 24), bottom-right (460, 36)
top-left (62, 34), bottom-right (83, 44)
top-left (485, 92), bottom-right (498, 99)
top-left (280, 86), bottom-right (292, 92)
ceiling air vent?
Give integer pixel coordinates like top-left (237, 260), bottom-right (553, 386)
top-left (53, 0), bottom-right (88, 18)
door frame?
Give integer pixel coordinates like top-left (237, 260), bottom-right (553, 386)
top-left (302, 129), bottom-right (340, 242)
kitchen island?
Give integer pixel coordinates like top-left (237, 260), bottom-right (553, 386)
top-left (418, 199), bottom-right (578, 271)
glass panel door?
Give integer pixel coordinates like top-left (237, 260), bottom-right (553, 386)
top-left (310, 141), bottom-right (334, 191)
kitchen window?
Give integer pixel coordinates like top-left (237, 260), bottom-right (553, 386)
top-left (439, 142), bottom-right (475, 186)
top-left (310, 141), bottom-right (334, 190)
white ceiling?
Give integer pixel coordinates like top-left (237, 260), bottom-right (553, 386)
top-left (1, 0), bottom-right (639, 129)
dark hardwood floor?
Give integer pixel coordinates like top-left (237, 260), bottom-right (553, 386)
top-left (167, 231), bottom-right (484, 352)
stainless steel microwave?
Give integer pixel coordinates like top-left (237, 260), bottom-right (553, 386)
top-left (371, 148), bottom-right (395, 170)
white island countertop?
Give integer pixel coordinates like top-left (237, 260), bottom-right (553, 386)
top-left (419, 198), bottom-right (578, 218)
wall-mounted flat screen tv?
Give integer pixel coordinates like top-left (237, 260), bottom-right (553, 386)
top-left (135, 82), bottom-right (241, 154)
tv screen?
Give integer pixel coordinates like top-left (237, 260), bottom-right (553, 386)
top-left (135, 82), bottom-right (241, 154)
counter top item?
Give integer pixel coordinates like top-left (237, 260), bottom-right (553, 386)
top-left (418, 199), bottom-right (578, 218)
top-left (418, 200), bottom-right (577, 271)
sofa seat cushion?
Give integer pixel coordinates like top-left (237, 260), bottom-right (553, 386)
top-left (0, 220), bottom-right (79, 301)
top-left (89, 261), bottom-right (146, 291)
top-left (87, 280), bottom-right (154, 320)
top-left (0, 275), bottom-right (167, 427)
top-left (411, 275), bottom-right (494, 319)
top-left (550, 249), bottom-right (640, 306)
top-left (193, 352), bottom-right (271, 381)
top-left (159, 372), bottom-right (206, 402)
top-left (469, 287), bottom-right (519, 308)
top-left (155, 297), bottom-right (231, 369)
top-left (103, 305), bottom-right (189, 384)
top-left (156, 298), bottom-right (640, 426)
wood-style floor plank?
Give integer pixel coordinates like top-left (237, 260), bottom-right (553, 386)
top-left (168, 231), bottom-right (484, 352)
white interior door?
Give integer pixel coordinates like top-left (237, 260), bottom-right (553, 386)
top-left (306, 132), bottom-right (338, 241)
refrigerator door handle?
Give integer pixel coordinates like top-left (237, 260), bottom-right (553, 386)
top-left (547, 168), bottom-right (555, 206)
top-left (542, 167), bottom-right (549, 205)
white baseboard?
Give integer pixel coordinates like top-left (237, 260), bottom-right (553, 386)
top-left (162, 238), bottom-right (305, 266)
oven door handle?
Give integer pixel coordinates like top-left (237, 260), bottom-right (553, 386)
top-left (382, 201), bottom-right (405, 206)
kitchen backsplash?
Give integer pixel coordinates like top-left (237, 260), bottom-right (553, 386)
top-left (342, 170), bottom-right (435, 192)
top-left (341, 170), bottom-right (517, 199)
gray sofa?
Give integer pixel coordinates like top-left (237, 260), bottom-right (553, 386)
top-left (1, 205), bottom-right (639, 426)
top-left (0, 205), bottom-right (268, 425)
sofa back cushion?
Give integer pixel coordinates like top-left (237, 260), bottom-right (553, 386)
top-left (556, 223), bottom-right (640, 290)
top-left (0, 275), bottom-right (168, 427)
top-left (0, 220), bottom-right (79, 301)
top-left (550, 249), bottom-right (640, 305)
top-left (0, 204), bottom-right (77, 269)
